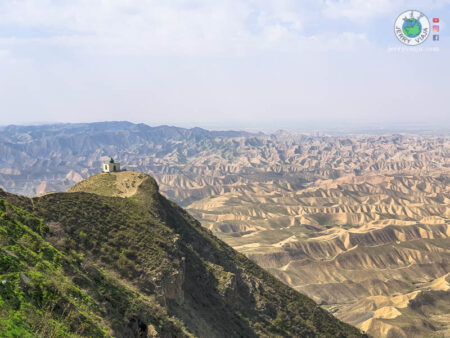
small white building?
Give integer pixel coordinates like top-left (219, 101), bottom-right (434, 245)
top-left (103, 158), bottom-right (120, 173)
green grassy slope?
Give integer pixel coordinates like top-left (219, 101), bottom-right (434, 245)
top-left (0, 196), bottom-right (190, 337)
top-left (1, 171), bottom-right (365, 337)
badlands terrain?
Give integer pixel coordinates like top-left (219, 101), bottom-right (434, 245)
top-left (0, 122), bottom-right (449, 337)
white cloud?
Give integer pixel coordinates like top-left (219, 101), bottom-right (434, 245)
top-left (0, 0), bottom-right (448, 129)
top-left (0, 49), bottom-right (11, 58)
top-left (323, 0), bottom-right (450, 22)
top-left (0, 0), bottom-right (377, 56)
top-left (323, 0), bottom-right (397, 21)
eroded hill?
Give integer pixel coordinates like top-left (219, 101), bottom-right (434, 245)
top-left (0, 171), bottom-right (362, 337)
top-left (187, 174), bottom-right (450, 337)
top-left (0, 122), bottom-right (449, 337)
top-left (0, 123), bottom-right (447, 198)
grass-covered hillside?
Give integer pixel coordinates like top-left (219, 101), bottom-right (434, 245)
top-left (0, 194), bottom-right (189, 337)
top-left (1, 171), bottom-right (364, 337)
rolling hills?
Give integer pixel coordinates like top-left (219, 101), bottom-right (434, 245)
top-left (188, 174), bottom-right (450, 337)
top-left (0, 122), bottom-right (449, 337)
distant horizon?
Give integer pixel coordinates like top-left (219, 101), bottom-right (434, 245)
top-left (1, 119), bottom-right (448, 136)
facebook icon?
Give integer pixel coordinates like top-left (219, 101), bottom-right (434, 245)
top-left (433, 35), bottom-right (439, 41)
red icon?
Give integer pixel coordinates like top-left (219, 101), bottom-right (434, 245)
top-left (433, 18), bottom-right (439, 23)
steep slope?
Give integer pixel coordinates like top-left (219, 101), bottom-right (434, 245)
top-left (0, 194), bottom-right (189, 337)
top-left (0, 172), bottom-right (363, 337)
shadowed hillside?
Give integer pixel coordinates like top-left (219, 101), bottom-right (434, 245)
top-left (0, 171), bottom-right (363, 337)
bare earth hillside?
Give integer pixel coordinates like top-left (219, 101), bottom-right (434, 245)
top-left (188, 174), bottom-right (450, 337)
top-left (0, 122), bottom-right (449, 337)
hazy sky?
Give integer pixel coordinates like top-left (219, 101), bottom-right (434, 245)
top-left (0, 0), bottom-right (449, 130)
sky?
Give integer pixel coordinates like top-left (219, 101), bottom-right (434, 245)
top-left (0, 0), bottom-right (449, 131)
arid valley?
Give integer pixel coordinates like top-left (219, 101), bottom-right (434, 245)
top-left (1, 122), bottom-right (448, 337)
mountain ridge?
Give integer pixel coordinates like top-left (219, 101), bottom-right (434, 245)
top-left (0, 172), bottom-right (363, 337)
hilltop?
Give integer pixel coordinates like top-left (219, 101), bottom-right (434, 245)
top-left (0, 171), bottom-right (363, 337)
top-left (67, 171), bottom-right (157, 198)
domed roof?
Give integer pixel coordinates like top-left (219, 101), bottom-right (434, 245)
top-left (109, 157), bottom-right (115, 163)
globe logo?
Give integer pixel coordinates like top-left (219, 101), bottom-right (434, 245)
top-left (403, 18), bottom-right (422, 38)
top-left (395, 10), bottom-right (430, 46)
